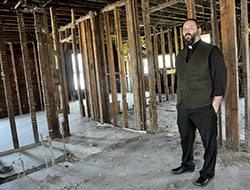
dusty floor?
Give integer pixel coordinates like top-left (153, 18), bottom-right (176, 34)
top-left (0, 98), bottom-right (250, 190)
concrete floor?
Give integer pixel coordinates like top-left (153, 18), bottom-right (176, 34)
top-left (0, 96), bottom-right (249, 189)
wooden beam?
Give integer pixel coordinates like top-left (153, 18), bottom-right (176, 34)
top-left (150, 0), bottom-right (183, 13)
top-left (141, 0), bottom-right (158, 133)
top-left (85, 19), bottom-right (100, 120)
top-left (97, 12), bottom-right (111, 123)
top-left (220, 0), bottom-right (239, 150)
top-left (153, 28), bottom-right (162, 103)
top-left (104, 12), bottom-right (118, 125)
top-left (186, 0), bottom-right (196, 19)
top-left (9, 42), bottom-right (22, 115)
top-left (34, 12), bottom-right (60, 138)
top-left (160, 27), bottom-right (169, 100)
top-left (82, 20), bottom-right (95, 118)
top-left (78, 22), bottom-right (91, 118)
top-left (241, 0), bottom-right (250, 152)
top-left (71, 9), bottom-right (86, 117)
top-left (210, 0), bottom-right (220, 47)
top-left (50, 7), bottom-right (70, 136)
top-left (180, 27), bottom-right (184, 50)
top-left (32, 42), bottom-right (44, 111)
top-left (174, 27), bottom-right (179, 55)
top-left (90, 11), bottom-right (103, 122)
top-left (102, 0), bottom-right (127, 13)
top-left (114, 7), bottom-right (128, 128)
top-left (0, 18), bottom-right (19, 149)
top-left (17, 11), bottom-right (39, 143)
top-left (167, 30), bottom-right (175, 94)
top-left (126, 0), bottom-right (143, 130)
top-left (132, 0), bottom-right (147, 130)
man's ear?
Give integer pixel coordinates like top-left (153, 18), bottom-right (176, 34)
top-left (198, 28), bottom-right (202, 35)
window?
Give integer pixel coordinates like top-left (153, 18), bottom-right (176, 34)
top-left (71, 53), bottom-right (85, 90)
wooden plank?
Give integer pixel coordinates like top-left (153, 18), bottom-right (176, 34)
top-left (104, 12), bottom-right (118, 125)
top-left (114, 7), bottom-right (129, 128)
top-left (71, 9), bottom-right (86, 117)
top-left (17, 12), bottom-right (39, 143)
top-left (167, 30), bottom-right (175, 94)
top-left (210, 0), bottom-right (220, 47)
top-left (102, 0), bottom-right (127, 13)
top-left (97, 12), bottom-right (111, 123)
top-left (220, 0), bottom-right (239, 150)
top-left (89, 11), bottom-right (105, 123)
top-left (126, 0), bottom-right (142, 130)
top-left (58, 23), bottom-right (73, 32)
top-left (153, 28), bottom-right (162, 103)
top-left (132, 0), bottom-right (147, 130)
top-left (174, 27), bottom-right (179, 55)
top-left (180, 27), bottom-right (184, 50)
top-left (160, 27), bottom-right (169, 100)
top-left (32, 42), bottom-right (44, 111)
top-left (0, 18), bottom-right (19, 148)
top-left (90, 11), bottom-right (103, 122)
top-left (50, 7), bottom-right (70, 136)
top-left (210, 0), bottom-right (222, 146)
top-left (85, 19), bottom-right (100, 120)
top-left (150, 0), bottom-right (183, 13)
top-left (78, 21), bottom-right (93, 118)
top-left (240, 0), bottom-right (250, 152)
top-left (186, 0), bottom-right (196, 19)
top-left (34, 12), bottom-right (60, 138)
top-left (141, 0), bottom-right (158, 133)
top-left (78, 22), bottom-right (91, 118)
top-left (9, 42), bottom-right (22, 115)
top-left (58, 31), bottom-right (70, 114)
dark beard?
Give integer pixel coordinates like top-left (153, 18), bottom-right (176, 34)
top-left (184, 32), bottom-right (197, 46)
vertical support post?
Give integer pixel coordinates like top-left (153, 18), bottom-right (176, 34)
top-left (78, 22), bottom-right (90, 118)
top-left (210, 0), bottom-right (222, 146)
top-left (141, 0), bottom-right (158, 133)
top-left (90, 11), bottom-right (103, 122)
top-left (50, 8), bottom-right (70, 136)
top-left (240, 0), bottom-right (250, 152)
top-left (153, 28), bottom-right (162, 103)
top-left (71, 9), bottom-right (85, 117)
top-left (0, 18), bottom-right (19, 148)
top-left (220, 0), bottom-right (239, 150)
top-left (104, 12), bottom-right (118, 126)
top-left (180, 27), bottom-right (184, 50)
top-left (97, 12), bottom-right (111, 123)
top-left (186, 0), bottom-right (196, 19)
top-left (126, 0), bottom-right (145, 130)
top-left (9, 42), bottom-right (22, 115)
top-left (167, 30), bottom-right (175, 94)
top-left (132, 0), bottom-right (147, 130)
top-left (32, 42), bottom-right (44, 111)
top-left (85, 19), bottom-right (99, 120)
top-left (17, 11), bottom-right (39, 143)
top-left (174, 27), bottom-right (179, 56)
top-left (114, 7), bottom-right (129, 128)
top-left (34, 12), bottom-right (60, 138)
top-left (79, 21), bottom-right (94, 118)
top-left (160, 27), bottom-right (169, 100)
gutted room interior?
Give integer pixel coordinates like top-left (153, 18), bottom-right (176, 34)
top-left (0, 0), bottom-right (250, 189)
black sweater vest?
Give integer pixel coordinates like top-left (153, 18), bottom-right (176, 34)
top-left (176, 41), bottom-right (214, 109)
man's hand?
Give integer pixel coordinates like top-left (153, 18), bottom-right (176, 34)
top-left (212, 96), bottom-right (222, 113)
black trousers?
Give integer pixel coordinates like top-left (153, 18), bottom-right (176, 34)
top-left (177, 104), bottom-right (217, 178)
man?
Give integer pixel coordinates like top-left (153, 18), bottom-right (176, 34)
top-left (172, 19), bottom-right (227, 187)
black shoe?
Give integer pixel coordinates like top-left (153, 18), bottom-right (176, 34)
top-left (193, 176), bottom-right (214, 187)
top-left (171, 166), bottom-right (194, 175)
